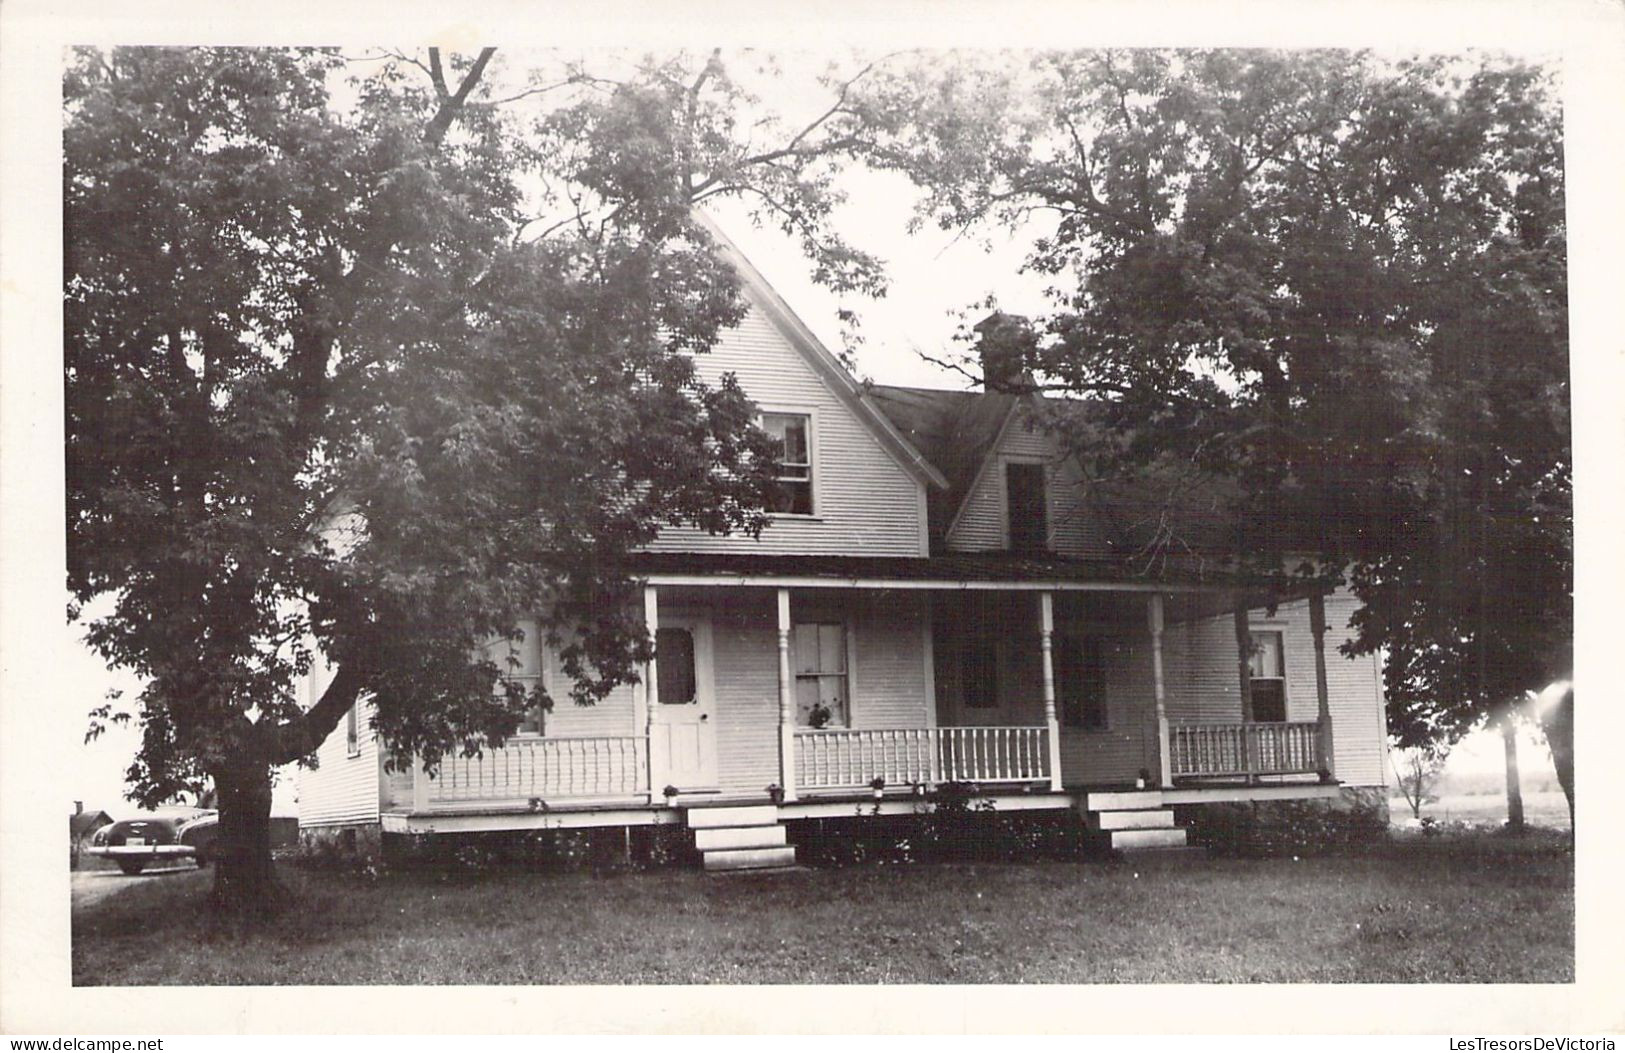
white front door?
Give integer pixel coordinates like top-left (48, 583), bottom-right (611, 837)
top-left (650, 616), bottom-right (719, 792)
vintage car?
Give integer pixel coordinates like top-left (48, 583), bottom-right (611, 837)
top-left (87, 809), bottom-right (217, 874)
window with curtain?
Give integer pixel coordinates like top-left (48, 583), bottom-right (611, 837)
top-left (793, 621), bottom-right (847, 726)
top-left (485, 618), bottom-right (547, 734)
top-left (1249, 630), bottom-right (1286, 722)
top-left (762, 412), bottom-right (813, 514)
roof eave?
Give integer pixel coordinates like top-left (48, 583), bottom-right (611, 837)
top-left (690, 209), bottom-right (950, 491)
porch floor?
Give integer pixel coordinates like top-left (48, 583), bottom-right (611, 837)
top-left (379, 779), bottom-right (1345, 834)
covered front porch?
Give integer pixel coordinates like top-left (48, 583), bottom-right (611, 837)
top-left (398, 554), bottom-right (1342, 819)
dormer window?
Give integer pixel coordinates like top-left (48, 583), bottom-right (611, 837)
top-left (1006, 461), bottom-right (1048, 552)
top-left (762, 412), bottom-right (813, 515)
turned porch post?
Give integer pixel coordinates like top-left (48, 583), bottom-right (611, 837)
top-left (776, 587), bottom-right (798, 803)
top-left (1149, 593), bottom-right (1173, 788)
top-left (1308, 590), bottom-right (1337, 782)
top-left (1233, 599), bottom-right (1257, 782)
top-left (412, 754), bottom-right (432, 813)
top-left (644, 585), bottom-right (660, 804)
top-left (1039, 592), bottom-right (1064, 792)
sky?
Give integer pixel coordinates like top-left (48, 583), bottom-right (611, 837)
top-left (55, 46), bottom-right (1569, 818)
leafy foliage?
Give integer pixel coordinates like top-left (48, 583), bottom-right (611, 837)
top-left (64, 46), bottom-right (884, 905)
top-left (844, 48), bottom-right (1570, 768)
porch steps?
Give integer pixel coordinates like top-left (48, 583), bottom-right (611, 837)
top-left (694, 824), bottom-right (788, 852)
top-left (1081, 790), bottom-right (1205, 858)
top-left (686, 804), bottom-right (780, 829)
top-left (687, 804), bottom-right (798, 872)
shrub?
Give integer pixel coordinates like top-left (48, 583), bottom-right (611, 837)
top-left (787, 787), bottom-right (1090, 867)
top-left (1181, 795), bottom-right (1389, 857)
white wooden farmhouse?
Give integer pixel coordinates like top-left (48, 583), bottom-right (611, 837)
top-left (299, 217), bottom-right (1391, 870)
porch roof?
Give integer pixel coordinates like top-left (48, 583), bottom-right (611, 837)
top-left (628, 551), bottom-right (1297, 596)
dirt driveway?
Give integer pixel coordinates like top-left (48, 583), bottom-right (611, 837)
top-left (71, 864), bottom-right (197, 909)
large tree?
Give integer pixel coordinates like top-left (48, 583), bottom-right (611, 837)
top-left (843, 50), bottom-right (1571, 811)
top-left (66, 46), bottom-right (881, 912)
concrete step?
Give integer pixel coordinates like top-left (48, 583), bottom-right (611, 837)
top-left (1110, 827), bottom-right (1188, 851)
top-left (1085, 789), bottom-right (1165, 812)
top-left (687, 804), bottom-right (779, 829)
top-left (694, 824), bottom-right (789, 852)
top-left (702, 845), bottom-right (798, 872)
top-left (1092, 808), bottom-right (1177, 831)
top-left (1120, 845), bottom-right (1210, 865)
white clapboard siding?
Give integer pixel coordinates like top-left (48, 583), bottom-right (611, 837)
top-left (704, 589), bottom-right (933, 794)
top-left (380, 760), bottom-right (414, 811)
top-left (1161, 588), bottom-right (1387, 788)
top-left (1057, 634), bottom-right (1160, 785)
top-left (848, 592), bottom-right (930, 730)
top-left (648, 304), bottom-right (926, 556)
top-left (542, 682), bottom-right (638, 738)
top-left (945, 411), bottom-right (1112, 557)
top-left (1317, 591), bottom-right (1390, 788)
top-left (708, 593), bottom-right (782, 794)
top-left (297, 651), bottom-right (382, 827)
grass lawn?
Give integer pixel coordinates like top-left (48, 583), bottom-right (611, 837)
top-left (73, 829), bottom-right (1572, 985)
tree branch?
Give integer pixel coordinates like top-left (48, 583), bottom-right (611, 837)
top-left (261, 660), bottom-right (366, 766)
top-left (427, 48), bottom-right (451, 102)
top-left (424, 47), bottom-right (497, 147)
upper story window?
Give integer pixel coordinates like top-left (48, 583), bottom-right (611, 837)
top-left (762, 412), bottom-right (813, 515)
top-left (1248, 630), bottom-right (1287, 722)
top-left (1006, 461), bottom-right (1048, 552)
top-left (345, 704), bottom-right (360, 757)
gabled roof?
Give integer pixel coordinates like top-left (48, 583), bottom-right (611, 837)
top-left (867, 384), bottom-right (1018, 542)
top-left (869, 385), bottom-right (1254, 558)
top-left (70, 810), bottom-right (113, 840)
top-left (691, 211), bottom-right (948, 491)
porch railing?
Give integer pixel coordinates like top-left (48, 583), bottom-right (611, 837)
top-left (429, 735), bottom-right (648, 804)
top-left (1168, 721), bottom-right (1322, 779)
top-left (795, 726), bottom-right (1052, 791)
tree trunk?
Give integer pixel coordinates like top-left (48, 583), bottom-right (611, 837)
top-left (1540, 685), bottom-right (1574, 832)
top-left (208, 757), bottom-right (285, 920)
top-left (1501, 717), bottom-right (1524, 832)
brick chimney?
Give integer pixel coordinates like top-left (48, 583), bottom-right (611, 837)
top-left (74, 800), bottom-right (83, 815)
top-left (972, 312), bottom-right (1037, 392)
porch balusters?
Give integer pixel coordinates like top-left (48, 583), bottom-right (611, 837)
top-left (1038, 592), bottom-right (1065, 792)
top-left (776, 587), bottom-right (798, 803)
